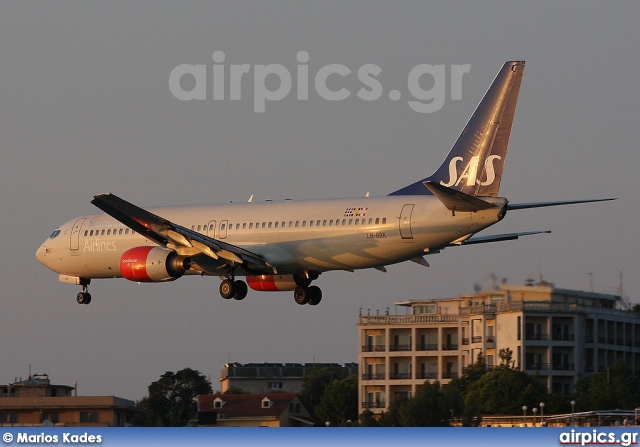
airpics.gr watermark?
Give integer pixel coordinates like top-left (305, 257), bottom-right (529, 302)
top-left (169, 51), bottom-right (471, 113)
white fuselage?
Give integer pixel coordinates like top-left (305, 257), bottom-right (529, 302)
top-left (36, 195), bottom-right (505, 280)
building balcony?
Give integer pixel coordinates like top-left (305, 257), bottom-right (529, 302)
top-left (416, 343), bottom-right (439, 351)
top-left (389, 373), bottom-right (412, 380)
top-left (525, 362), bottom-right (550, 371)
top-left (361, 345), bottom-right (386, 352)
top-left (552, 333), bottom-right (575, 341)
top-left (441, 372), bottom-right (459, 379)
top-left (359, 314), bottom-right (458, 325)
top-left (416, 372), bottom-right (438, 380)
top-left (552, 363), bottom-right (575, 371)
top-left (361, 373), bottom-right (385, 380)
top-left (584, 335), bottom-right (594, 343)
top-left (461, 338), bottom-right (469, 345)
top-left (362, 401), bottom-right (386, 409)
top-left (486, 336), bottom-right (495, 343)
top-left (525, 333), bottom-right (549, 341)
top-left (389, 344), bottom-right (412, 352)
top-left (441, 344), bottom-right (458, 351)
top-left (472, 336), bottom-right (482, 344)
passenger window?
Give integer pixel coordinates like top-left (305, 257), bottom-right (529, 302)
top-left (323, 220), bottom-right (327, 226)
top-left (89, 230), bottom-right (94, 236)
top-left (375, 218), bottom-right (380, 224)
top-left (368, 218), bottom-right (373, 224)
top-left (342, 219), bottom-right (346, 225)
top-left (261, 222), bottom-right (266, 229)
top-left (316, 220), bottom-right (320, 226)
top-left (289, 221), bottom-right (293, 228)
top-left (249, 223), bottom-right (254, 229)
top-left (382, 218), bottom-right (387, 224)
top-left (119, 229), bottom-right (123, 235)
top-left (221, 224), bottom-right (226, 230)
top-left (275, 222), bottom-right (279, 228)
top-left (302, 221), bottom-right (306, 227)
top-left (107, 229), bottom-right (111, 235)
top-left (197, 225), bottom-right (202, 231)
top-left (125, 229), bottom-right (129, 234)
top-left (355, 219), bottom-right (359, 225)
top-left (243, 223), bottom-right (247, 229)
top-left (295, 221), bottom-right (299, 228)
top-left (268, 222), bottom-right (272, 228)
top-left (349, 219), bottom-right (353, 225)
top-left (309, 220), bottom-right (314, 227)
top-left (101, 229), bottom-right (105, 236)
top-left (84, 230), bottom-right (88, 236)
top-left (281, 222), bottom-right (285, 228)
top-left (236, 223), bottom-right (240, 230)
top-left (329, 220), bottom-right (333, 226)
top-left (335, 220), bottom-right (340, 226)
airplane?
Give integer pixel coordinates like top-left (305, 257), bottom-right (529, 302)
top-left (36, 60), bottom-right (614, 306)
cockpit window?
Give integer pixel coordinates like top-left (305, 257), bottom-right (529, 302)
top-left (49, 229), bottom-right (61, 239)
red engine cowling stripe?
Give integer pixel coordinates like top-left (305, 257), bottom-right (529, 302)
top-left (246, 275), bottom-right (280, 291)
top-left (120, 246), bottom-right (154, 282)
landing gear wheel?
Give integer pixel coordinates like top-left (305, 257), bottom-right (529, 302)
top-left (220, 279), bottom-right (235, 299)
top-left (294, 287), bottom-right (309, 305)
top-left (233, 280), bottom-right (248, 300)
top-left (307, 286), bottom-right (322, 306)
top-left (76, 292), bottom-right (91, 305)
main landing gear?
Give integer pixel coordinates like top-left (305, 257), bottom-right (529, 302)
top-left (76, 280), bottom-right (92, 305)
top-left (219, 276), bottom-right (248, 301)
top-left (292, 272), bottom-right (322, 306)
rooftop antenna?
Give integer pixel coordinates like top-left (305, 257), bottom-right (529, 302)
top-left (586, 272), bottom-right (593, 292)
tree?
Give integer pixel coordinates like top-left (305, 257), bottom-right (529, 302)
top-left (575, 360), bottom-right (640, 411)
top-left (298, 365), bottom-right (341, 420)
top-left (398, 381), bottom-right (450, 426)
top-left (464, 365), bottom-right (547, 415)
top-left (135, 368), bottom-right (212, 426)
top-left (315, 375), bottom-right (358, 426)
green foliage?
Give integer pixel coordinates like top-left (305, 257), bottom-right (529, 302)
top-left (223, 386), bottom-right (248, 394)
top-left (464, 365), bottom-right (547, 415)
top-left (135, 368), bottom-right (212, 426)
top-left (298, 365), bottom-right (342, 420)
top-left (315, 375), bottom-right (359, 426)
top-left (575, 360), bottom-right (640, 411)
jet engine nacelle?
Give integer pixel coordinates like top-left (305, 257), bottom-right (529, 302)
top-left (246, 274), bottom-right (298, 291)
top-left (120, 246), bottom-right (191, 282)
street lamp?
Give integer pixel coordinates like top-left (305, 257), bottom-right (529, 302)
top-left (540, 402), bottom-right (545, 425)
top-left (522, 405), bottom-right (528, 427)
top-left (532, 407), bottom-right (538, 426)
top-left (570, 400), bottom-right (576, 426)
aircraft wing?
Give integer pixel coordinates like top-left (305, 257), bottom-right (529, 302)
top-left (90, 193), bottom-right (273, 273)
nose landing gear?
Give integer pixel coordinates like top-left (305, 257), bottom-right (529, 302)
top-left (76, 280), bottom-right (92, 305)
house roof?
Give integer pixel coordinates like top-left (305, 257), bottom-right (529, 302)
top-left (198, 393), bottom-right (298, 418)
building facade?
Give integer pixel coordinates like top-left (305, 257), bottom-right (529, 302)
top-left (0, 374), bottom-right (137, 426)
top-left (358, 281), bottom-right (640, 415)
top-left (218, 362), bottom-right (358, 394)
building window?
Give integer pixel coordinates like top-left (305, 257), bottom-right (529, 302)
top-left (80, 412), bottom-right (99, 423)
top-left (268, 382), bottom-right (283, 389)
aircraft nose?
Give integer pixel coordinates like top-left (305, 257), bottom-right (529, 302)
top-left (36, 242), bottom-right (50, 267)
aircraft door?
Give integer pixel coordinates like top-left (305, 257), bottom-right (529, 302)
top-left (70, 218), bottom-right (86, 251)
top-left (219, 220), bottom-right (228, 239)
top-left (399, 204), bottom-right (414, 240)
top-left (206, 220), bottom-right (216, 238)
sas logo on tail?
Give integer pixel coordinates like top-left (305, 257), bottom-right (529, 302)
top-left (440, 155), bottom-right (502, 187)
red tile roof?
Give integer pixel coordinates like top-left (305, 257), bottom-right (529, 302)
top-left (198, 393), bottom-right (298, 418)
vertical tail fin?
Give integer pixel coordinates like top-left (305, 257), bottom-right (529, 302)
top-left (390, 60), bottom-right (525, 197)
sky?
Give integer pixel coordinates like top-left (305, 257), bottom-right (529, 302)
top-left (1, 1), bottom-right (639, 401)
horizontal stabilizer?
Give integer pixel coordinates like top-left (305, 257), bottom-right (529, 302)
top-left (453, 230), bottom-right (551, 246)
top-left (423, 181), bottom-right (499, 212)
top-left (507, 198), bottom-right (615, 210)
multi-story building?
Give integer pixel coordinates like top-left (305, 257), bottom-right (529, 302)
top-left (358, 281), bottom-right (640, 415)
top-left (0, 374), bottom-right (137, 426)
top-left (218, 362), bottom-right (358, 394)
